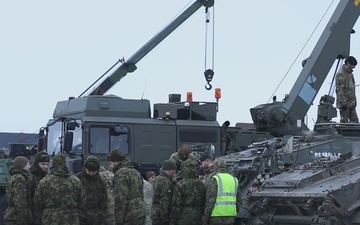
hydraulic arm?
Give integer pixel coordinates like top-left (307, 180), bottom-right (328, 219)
top-left (89, 0), bottom-right (214, 96)
top-left (251, 0), bottom-right (360, 136)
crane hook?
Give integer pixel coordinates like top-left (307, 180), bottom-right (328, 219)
top-left (205, 82), bottom-right (212, 90)
top-left (204, 69), bottom-right (214, 90)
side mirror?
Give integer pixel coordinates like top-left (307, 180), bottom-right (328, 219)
top-left (67, 121), bottom-right (79, 131)
top-left (282, 135), bottom-right (294, 154)
top-left (63, 132), bottom-right (74, 153)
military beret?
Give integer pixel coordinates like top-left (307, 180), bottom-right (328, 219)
top-left (199, 154), bottom-right (213, 163)
top-left (107, 149), bottom-right (126, 162)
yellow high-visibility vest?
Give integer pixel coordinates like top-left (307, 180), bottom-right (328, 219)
top-left (211, 173), bottom-right (238, 217)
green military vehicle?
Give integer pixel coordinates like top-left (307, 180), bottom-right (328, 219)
top-left (0, 159), bottom-right (12, 190)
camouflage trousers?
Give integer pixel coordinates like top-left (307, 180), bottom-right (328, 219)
top-left (339, 107), bottom-right (359, 123)
top-left (208, 216), bottom-right (235, 225)
top-left (123, 216), bottom-right (146, 225)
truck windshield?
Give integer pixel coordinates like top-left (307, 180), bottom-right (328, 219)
top-left (46, 121), bottom-right (82, 155)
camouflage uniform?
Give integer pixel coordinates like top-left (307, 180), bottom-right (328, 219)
top-left (99, 166), bottom-right (115, 225)
top-left (336, 65), bottom-right (359, 122)
top-left (170, 160), bottom-right (206, 225)
top-left (34, 154), bottom-right (86, 225)
top-left (152, 170), bottom-right (174, 225)
top-left (143, 179), bottom-right (154, 225)
top-left (203, 165), bottom-right (215, 186)
top-left (112, 157), bottom-right (147, 225)
top-left (76, 156), bottom-right (108, 225)
top-left (170, 144), bottom-right (199, 184)
top-left (28, 151), bottom-right (50, 225)
top-left (4, 167), bottom-right (33, 225)
top-left (203, 160), bottom-right (242, 225)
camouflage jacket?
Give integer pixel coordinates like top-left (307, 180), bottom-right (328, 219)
top-left (34, 164), bottom-right (86, 225)
top-left (76, 169), bottom-right (108, 225)
top-left (152, 170), bottom-right (174, 224)
top-left (4, 167), bottom-right (33, 225)
top-left (203, 169), bottom-right (242, 225)
top-left (203, 165), bottom-right (215, 186)
top-left (170, 161), bottom-right (206, 225)
top-left (143, 179), bottom-right (154, 225)
top-left (170, 152), bottom-right (198, 172)
top-left (29, 166), bottom-right (47, 225)
top-left (112, 158), bottom-right (147, 223)
top-left (336, 66), bottom-right (357, 108)
top-left (99, 166), bottom-right (115, 224)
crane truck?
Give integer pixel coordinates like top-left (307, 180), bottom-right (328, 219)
top-left (36, 0), bottom-right (272, 175)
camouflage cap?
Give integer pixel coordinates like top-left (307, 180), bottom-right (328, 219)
top-left (213, 158), bottom-right (226, 171)
top-left (177, 144), bottom-right (191, 161)
top-left (107, 149), bottom-right (126, 162)
top-left (52, 154), bottom-right (66, 165)
top-left (34, 151), bottom-right (50, 163)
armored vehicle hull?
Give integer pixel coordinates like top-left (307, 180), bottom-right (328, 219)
top-left (243, 155), bottom-right (360, 225)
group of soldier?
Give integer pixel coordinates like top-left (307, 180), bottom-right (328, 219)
top-left (3, 143), bottom-right (241, 225)
top-left (150, 144), bottom-right (241, 225)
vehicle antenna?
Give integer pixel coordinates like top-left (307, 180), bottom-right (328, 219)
top-left (204, 5), bottom-right (215, 90)
top-left (141, 79), bottom-right (148, 100)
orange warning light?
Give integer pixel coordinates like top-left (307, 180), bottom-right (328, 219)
top-left (187, 92), bottom-right (193, 102)
top-left (215, 88), bottom-right (221, 100)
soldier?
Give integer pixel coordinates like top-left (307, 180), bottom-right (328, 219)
top-left (133, 163), bottom-right (155, 225)
top-left (152, 159), bottom-right (177, 225)
top-left (99, 166), bottom-right (116, 225)
top-left (146, 170), bottom-right (156, 183)
top-left (107, 149), bottom-right (147, 225)
top-left (34, 154), bottom-right (86, 225)
top-left (4, 156), bottom-right (33, 225)
top-left (143, 178), bottom-right (154, 225)
top-left (169, 160), bottom-right (206, 225)
top-left (29, 151), bottom-right (50, 225)
top-left (76, 155), bottom-right (108, 225)
top-left (203, 158), bottom-right (242, 225)
top-left (336, 56), bottom-right (359, 123)
top-left (170, 144), bottom-right (198, 172)
top-left (199, 154), bottom-right (215, 186)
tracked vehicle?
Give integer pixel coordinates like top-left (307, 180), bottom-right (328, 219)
top-left (224, 1), bottom-right (360, 224)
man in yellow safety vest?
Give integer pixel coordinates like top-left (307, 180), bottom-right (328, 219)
top-left (202, 158), bottom-right (241, 225)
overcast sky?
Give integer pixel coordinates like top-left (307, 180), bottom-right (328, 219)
top-left (1, 0), bottom-right (359, 134)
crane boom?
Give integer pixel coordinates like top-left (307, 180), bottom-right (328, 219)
top-left (251, 0), bottom-right (360, 136)
top-left (89, 0), bottom-right (214, 96)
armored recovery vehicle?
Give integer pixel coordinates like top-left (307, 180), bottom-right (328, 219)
top-left (220, 1), bottom-right (360, 224)
top-left (36, 0), bottom-right (273, 175)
